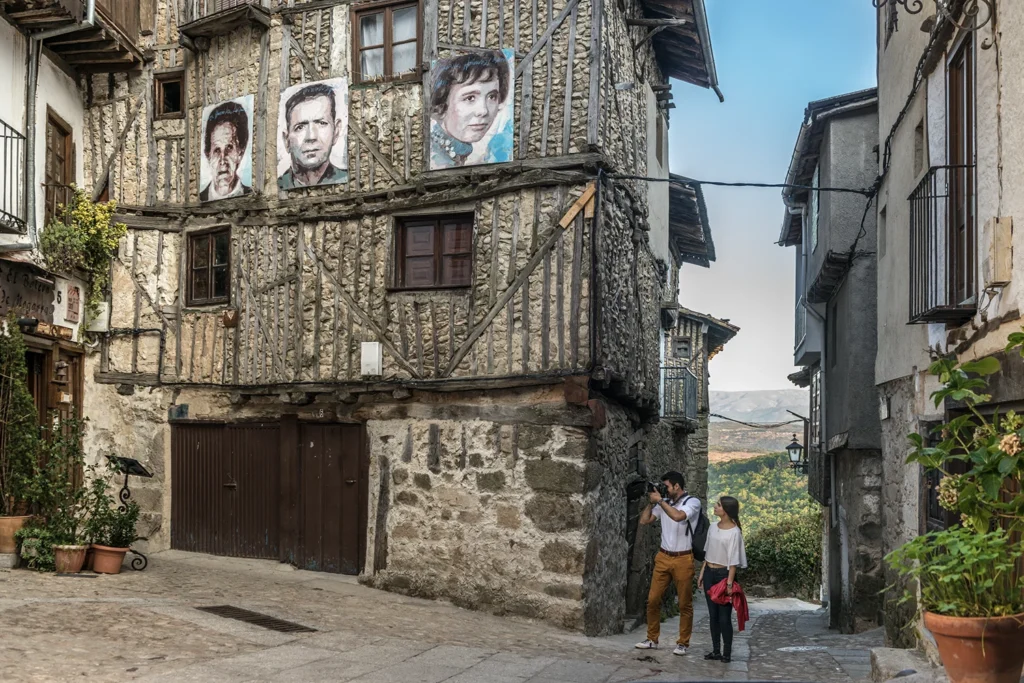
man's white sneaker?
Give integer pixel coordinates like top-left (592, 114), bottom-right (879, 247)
top-left (673, 645), bottom-right (688, 656)
top-left (634, 639), bottom-right (658, 649)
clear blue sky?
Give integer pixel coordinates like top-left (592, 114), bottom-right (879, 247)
top-left (672, 0), bottom-right (877, 392)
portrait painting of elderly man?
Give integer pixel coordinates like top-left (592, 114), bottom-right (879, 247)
top-left (277, 78), bottom-right (349, 190)
top-left (428, 49), bottom-right (514, 170)
top-left (199, 96), bottom-right (254, 202)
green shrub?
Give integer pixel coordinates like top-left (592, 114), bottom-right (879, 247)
top-left (742, 510), bottom-right (822, 600)
top-left (14, 524), bottom-right (56, 571)
top-left (0, 314), bottom-right (42, 515)
top-left (707, 452), bottom-right (818, 536)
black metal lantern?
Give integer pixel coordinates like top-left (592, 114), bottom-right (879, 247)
top-left (786, 434), bottom-right (807, 474)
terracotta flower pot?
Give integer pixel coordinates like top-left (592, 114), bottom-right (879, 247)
top-left (53, 544), bottom-right (88, 574)
top-left (924, 611), bottom-right (1024, 683)
top-left (90, 545), bottom-right (128, 575)
top-left (0, 515), bottom-right (31, 554)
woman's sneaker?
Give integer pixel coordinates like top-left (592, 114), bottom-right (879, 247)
top-left (634, 639), bottom-right (658, 649)
top-left (673, 645), bottom-right (688, 656)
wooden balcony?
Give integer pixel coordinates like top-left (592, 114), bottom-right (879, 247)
top-left (179, 0), bottom-right (271, 44)
top-left (0, 0), bottom-right (143, 73)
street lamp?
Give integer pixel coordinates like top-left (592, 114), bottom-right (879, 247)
top-left (786, 434), bottom-right (807, 475)
top-left (872, 0), bottom-right (994, 31)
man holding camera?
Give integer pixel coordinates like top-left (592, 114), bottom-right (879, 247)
top-left (635, 471), bottom-right (703, 656)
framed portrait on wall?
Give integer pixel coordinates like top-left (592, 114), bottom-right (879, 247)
top-left (277, 78), bottom-right (350, 190)
top-left (428, 49), bottom-right (515, 170)
top-left (199, 95), bottom-right (255, 202)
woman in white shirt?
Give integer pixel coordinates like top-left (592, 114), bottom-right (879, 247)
top-left (696, 496), bottom-right (747, 663)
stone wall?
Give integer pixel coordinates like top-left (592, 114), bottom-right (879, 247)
top-left (833, 448), bottom-right (884, 634)
top-left (877, 374), bottom-right (923, 647)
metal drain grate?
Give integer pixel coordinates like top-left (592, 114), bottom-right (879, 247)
top-left (196, 605), bottom-right (317, 633)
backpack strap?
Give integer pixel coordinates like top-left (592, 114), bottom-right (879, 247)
top-left (681, 496), bottom-right (697, 536)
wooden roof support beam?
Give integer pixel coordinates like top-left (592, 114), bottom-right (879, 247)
top-left (626, 17), bottom-right (691, 27)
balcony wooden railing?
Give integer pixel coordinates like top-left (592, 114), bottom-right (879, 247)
top-left (661, 366), bottom-right (698, 421)
top-left (0, 118), bottom-right (26, 234)
top-left (96, 0), bottom-right (140, 42)
top-left (909, 165), bottom-right (977, 325)
top-left (183, 0), bottom-right (270, 24)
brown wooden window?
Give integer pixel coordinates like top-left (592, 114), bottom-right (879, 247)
top-left (947, 34), bottom-right (976, 309)
top-left (672, 337), bottom-right (690, 360)
top-left (352, 0), bottom-right (419, 84)
top-left (188, 227), bottom-right (231, 306)
top-left (44, 109), bottom-right (73, 226)
top-left (155, 72), bottom-right (184, 119)
top-left (395, 214), bottom-right (472, 289)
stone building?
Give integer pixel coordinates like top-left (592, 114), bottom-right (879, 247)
top-left (0, 0), bottom-right (726, 634)
top-left (875, 0), bottom-right (1024, 647)
top-left (778, 88), bottom-right (883, 635)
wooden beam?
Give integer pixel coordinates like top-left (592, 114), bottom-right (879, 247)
top-left (558, 182), bottom-right (596, 228)
top-left (92, 92), bottom-right (146, 202)
top-left (513, 0), bottom-right (580, 79)
top-left (625, 17), bottom-right (690, 27)
top-left (350, 400), bottom-right (594, 426)
top-left (347, 121), bottom-right (405, 185)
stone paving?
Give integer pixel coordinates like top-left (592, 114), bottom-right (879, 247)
top-left (0, 551), bottom-right (882, 682)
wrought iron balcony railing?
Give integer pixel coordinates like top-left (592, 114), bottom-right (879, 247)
top-left (909, 165), bottom-right (977, 324)
top-left (0, 118), bottom-right (26, 234)
top-left (662, 366), bottom-right (698, 421)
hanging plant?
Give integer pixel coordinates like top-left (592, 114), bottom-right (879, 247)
top-left (39, 186), bottom-right (126, 321)
top-left (0, 314), bottom-right (41, 516)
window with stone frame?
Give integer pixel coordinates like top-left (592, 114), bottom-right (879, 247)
top-left (351, 0), bottom-right (419, 84)
top-left (187, 227), bottom-right (231, 306)
top-left (394, 213), bottom-right (473, 289)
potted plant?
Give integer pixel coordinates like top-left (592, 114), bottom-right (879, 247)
top-left (0, 313), bottom-right (42, 555)
top-left (84, 466), bottom-right (139, 574)
top-left (886, 337), bottom-right (1024, 683)
top-left (28, 417), bottom-right (90, 573)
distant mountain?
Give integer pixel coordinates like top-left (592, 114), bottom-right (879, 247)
top-left (710, 389), bottom-right (809, 423)
top-left (708, 390), bottom-right (809, 458)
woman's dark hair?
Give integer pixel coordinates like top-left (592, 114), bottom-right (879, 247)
top-left (719, 496), bottom-right (741, 528)
top-left (204, 100), bottom-right (250, 156)
top-left (430, 51), bottom-right (510, 117)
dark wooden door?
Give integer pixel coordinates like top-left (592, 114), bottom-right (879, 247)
top-left (171, 422), bottom-right (280, 559)
top-left (297, 423), bottom-right (366, 574)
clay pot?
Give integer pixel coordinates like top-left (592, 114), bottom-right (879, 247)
top-left (53, 544), bottom-right (88, 574)
top-left (0, 515), bottom-right (31, 554)
top-left (924, 611), bottom-right (1024, 683)
top-left (90, 545), bottom-right (128, 575)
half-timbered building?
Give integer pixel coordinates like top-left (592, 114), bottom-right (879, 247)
top-left (2, 0), bottom-right (722, 633)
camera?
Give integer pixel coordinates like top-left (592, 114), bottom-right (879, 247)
top-left (646, 481), bottom-right (669, 499)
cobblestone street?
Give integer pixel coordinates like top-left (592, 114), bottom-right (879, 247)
top-left (0, 551), bottom-right (881, 682)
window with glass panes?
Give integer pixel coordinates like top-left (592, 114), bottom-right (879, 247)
top-left (352, 1), bottom-right (418, 83)
top-left (394, 214), bottom-right (472, 289)
top-left (188, 228), bottom-right (231, 306)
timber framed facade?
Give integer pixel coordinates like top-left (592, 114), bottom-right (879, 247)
top-left (18, 0), bottom-right (727, 634)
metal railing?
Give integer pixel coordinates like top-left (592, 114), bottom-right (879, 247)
top-left (43, 184), bottom-right (75, 227)
top-left (794, 297), bottom-right (806, 349)
top-left (183, 0), bottom-right (270, 23)
top-left (909, 165), bottom-right (977, 324)
top-left (661, 366), bottom-right (698, 421)
top-left (0, 118), bottom-right (24, 233)
top-left (0, 118), bottom-right (25, 233)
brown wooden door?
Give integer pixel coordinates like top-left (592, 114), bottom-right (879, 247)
top-left (297, 423), bottom-right (366, 574)
top-left (171, 422), bottom-right (280, 559)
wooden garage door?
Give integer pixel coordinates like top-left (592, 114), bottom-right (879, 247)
top-left (294, 423), bottom-right (367, 575)
top-left (171, 422), bottom-right (281, 559)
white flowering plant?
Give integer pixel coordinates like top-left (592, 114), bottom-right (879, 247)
top-left (884, 331), bottom-right (1024, 618)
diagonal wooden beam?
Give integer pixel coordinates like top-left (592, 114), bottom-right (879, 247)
top-left (347, 121), bottom-right (406, 185)
top-left (304, 244), bottom-right (421, 378)
top-left (444, 183), bottom-right (594, 376)
top-left (92, 91), bottom-right (146, 202)
top-left (514, 0), bottom-right (580, 78)
top-left (237, 268), bottom-right (287, 379)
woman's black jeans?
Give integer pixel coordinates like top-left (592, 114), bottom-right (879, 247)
top-left (703, 566), bottom-right (734, 656)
